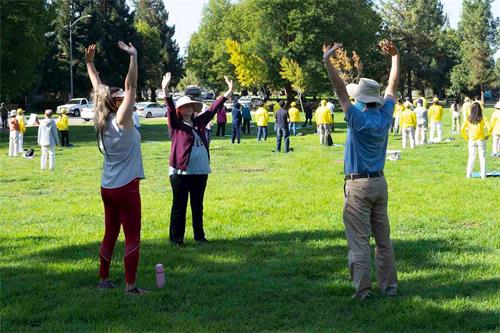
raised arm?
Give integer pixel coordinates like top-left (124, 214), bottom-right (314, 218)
top-left (85, 45), bottom-right (101, 90)
top-left (322, 43), bottom-right (351, 113)
top-left (196, 76), bottom-right (233, 126)
top-left (379, 40), bottom-right (400, 99)
top-left (115, 41), bottom-right (138, 129)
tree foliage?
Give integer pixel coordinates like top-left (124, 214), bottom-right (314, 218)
top-left (279, 57), bottom-right (306, 95)
top-left (226, 39), bottom-right (267, 89)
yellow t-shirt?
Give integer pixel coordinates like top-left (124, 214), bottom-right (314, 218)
top-left (489, 110), bottom-right (500, 135)
top-left (288, 107), bottom-right (300, 122)
top-left (394, 103), bottom-right (404, 117)
top-left (255, 107), bottom-right (269, 126)
top-left (16, 115), bottom-right (26, 134)
top-left (315, 106), bottom-right (332, 125)
top-left (461, 118), bottom-right (491, 141)
top-left (399, 110), bottom-right (416, 129)
top-left (428, 105), bottom-right (444, 122)
top-left (56, 114), bottom-right (69, 131)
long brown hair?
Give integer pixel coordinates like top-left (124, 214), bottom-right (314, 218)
top-left (468, 102), bottom-right (483, 125)
top-left (92, 85), bottom-right (119, 155)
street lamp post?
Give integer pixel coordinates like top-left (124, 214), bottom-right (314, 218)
top-left (69, 15), bottom-right (91, 99)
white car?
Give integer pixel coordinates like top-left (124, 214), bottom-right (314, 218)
top-left (57, 98), bottom-right (89, 117)
top-left (81, 103), bottom-right (94, 121)
top-left (135, 102), bottom-right (165, 118)
top-left (237, 96), bottom-right (264, 110)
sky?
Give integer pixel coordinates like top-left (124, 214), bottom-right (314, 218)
top-left (164, 0), bottom-right (500, 57)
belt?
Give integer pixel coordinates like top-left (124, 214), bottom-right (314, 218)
top-left (345, 171), bottom-right (384, 180)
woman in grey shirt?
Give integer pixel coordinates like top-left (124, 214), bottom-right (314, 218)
top-left (86, 42), bottom-right (146, 295)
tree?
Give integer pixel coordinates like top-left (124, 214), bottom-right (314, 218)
top-left (226, 39), bottom-right (267, 90)
top-left (134, 0), bottom-right (183, 91)
top-left (380, 0), bottom-right (449, 97)
top-left (279, 57), bottom-right (306, 108)
top-left (135, 20), bottom-right (161, 101)
top-left (454, 0), bottom-right (498, 96)
top-left (0, 0), bottom-right (49, 102)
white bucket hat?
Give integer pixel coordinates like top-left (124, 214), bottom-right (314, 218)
top-left (10, 110), bottom-right (17, 117)
top-left (346, 78), bottom-right (384, 105)
top-left (111, 89), bottom-right (125, 99)
top-left (176, 96), bottom-right (203, 113)
top-left (495, 101), bottom-right (500, 109)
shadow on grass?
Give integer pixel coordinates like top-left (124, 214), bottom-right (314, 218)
top-left (2, 230), bottom-right (498, 331)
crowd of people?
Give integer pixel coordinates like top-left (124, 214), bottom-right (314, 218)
top-left (2, 36), bottom-right (499, 301)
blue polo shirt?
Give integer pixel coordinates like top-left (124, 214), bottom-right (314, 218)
top-left (344, 97), bottom-right (395, 175)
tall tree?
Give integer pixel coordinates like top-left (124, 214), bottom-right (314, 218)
top-left (134, 0), bottom-right (183, 98)
top-left (452, 0), bottom-right (497, 96)
top-left (135, 20), bottom-right (161, 101)
top-left (0, 0), bottom-right (49, 102)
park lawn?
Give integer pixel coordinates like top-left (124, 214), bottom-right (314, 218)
top-left (0, 108), bottom-right (499, 332)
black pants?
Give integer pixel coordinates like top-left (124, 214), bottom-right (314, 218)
top-left (1, 117), bottom-right (7, 129)
top-left (276, 127), bottom-right (290, 152)
top-left (231, 124), bottom-right (241, 143)
top-left (242, 118), bottom-right (251, 134)
top-left (59, 130), bottom-right (69, 146)
top-left (303, 116), bottom-right (312, 126)
top-left (169, 174), bottom-right (208, 243)
top-left (216, 122), bottom-right (225, 137)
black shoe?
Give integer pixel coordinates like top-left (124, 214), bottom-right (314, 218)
top-left (170, 240), bottom-right (185, 247)
top-left (195, 238), bottom-right (209, 244)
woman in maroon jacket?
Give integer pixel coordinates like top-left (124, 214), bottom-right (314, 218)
top-left (162, 72), bottom-right (233, 246)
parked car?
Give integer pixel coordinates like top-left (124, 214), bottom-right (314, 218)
top-left (57, 98), bottom-right (89, 117)
top-left (238, 96), bottom-right (264, 110)
top-left (135, 102), bottom-right (165, 118)
top-left (81, 103), bottom-right (94, 121)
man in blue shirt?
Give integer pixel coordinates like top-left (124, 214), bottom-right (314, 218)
top-left (241, 104), bottom-right (252, 134)
top-left (323, 40), bottom-right (400, 301)
top-left (231, 102), bottom-right (243, 144)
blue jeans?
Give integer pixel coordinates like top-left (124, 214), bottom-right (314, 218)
top-left (257, 126), bottom-right (268, 141)
top-left (231, 124), bottom-right (241, 143)
top-left (289, 122), bottom-right (297, 136)
top-left (276, 127), bottom-right (290, 152)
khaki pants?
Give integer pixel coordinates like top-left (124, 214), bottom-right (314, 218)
top-left (343, 176), bottom-right (397, 298)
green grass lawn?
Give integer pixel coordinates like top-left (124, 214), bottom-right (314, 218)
top-left (1, 109), bottom-right (499, 332)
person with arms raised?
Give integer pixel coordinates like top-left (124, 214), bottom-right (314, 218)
top-left (323, 40), bottom-right (400, 300)
top-left (162, 72), bottom-right (233, 247)
top-left (86, 42), bottom-right (147, 295)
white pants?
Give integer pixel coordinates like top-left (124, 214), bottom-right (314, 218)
top-left (393, 116), bottom-right (400, 134)
top-left (41, 145), bottom-right (56, 170)
top-left (492, 134), bottom-right (500, 155)
top-left (9, 131), bottom-right (19, 156)
top-left (402, 126), bottom-right (415, 149)
top-left (430, 121), bottom-right (442, 143)
top-left (415, 124), bottom-right (427, 145)
top-left (318, 124), bottom-right (331, 145)
top-left (18, 133), bottom-right (24, 152)
top-left (467, 140), bottom-right (486, 179)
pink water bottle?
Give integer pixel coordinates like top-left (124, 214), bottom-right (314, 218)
top-left (155, 264), bottom-right (165, 288)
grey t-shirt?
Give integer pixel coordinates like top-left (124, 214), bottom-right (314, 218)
top-left (101, 115), bottom-right (145, 189)
top-left (414, 106), bottom-right (428, 126)
top-left (169, 129), bottom-right (211, 175)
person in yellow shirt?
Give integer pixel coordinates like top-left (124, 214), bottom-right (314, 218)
top-left (428, 97), bottom-right (444, 143)
top-left (489, 101), bottom-right (500, 156)
top-left (399, 104), bottom-right (417, 149)
top-left (255, 106), bottom-right (269, 141)
top-left (56, 109), bottom-right (70, 146)
top-left (16, 108), bottom-right (26, 152)
top-left (315, 99), bottom-right (333, 145)
top-left (460, 102), bottom-right (491, 179)
top-left (288, 102), bottom-right (300, 136)
top-left (392, 98), bottom-right (404, 136)
top-left (461, 97), bottom-right (472, 124)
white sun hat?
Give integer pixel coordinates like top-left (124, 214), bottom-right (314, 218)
top-left (495, 101), bottom-right (500, 109)
top-left (176, 96), bottom-right (203, 113)
top-left (111, 89), bottom-right (125, 99)
top-left (346, 78), bottom-right (385, 105)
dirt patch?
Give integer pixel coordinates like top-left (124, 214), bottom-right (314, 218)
top-left (239, 167), bottom-right (265, 173)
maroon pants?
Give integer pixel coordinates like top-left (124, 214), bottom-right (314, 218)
top-left (99, 179), bottom-right (141, 284)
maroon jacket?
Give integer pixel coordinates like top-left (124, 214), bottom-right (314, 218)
top-left (166, 95), bottom-right (227, 171)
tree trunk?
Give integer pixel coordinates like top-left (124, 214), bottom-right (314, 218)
top-left (406, 70), bottom-right (412, 100)
top-left (150, 86), bottom-right (157, 102)
top-left (284, 83), bottom-right (294, 103)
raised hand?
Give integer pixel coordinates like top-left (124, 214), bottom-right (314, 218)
top-left (162, 72), bottom-right (171, 91)
top-left (322, 43), bottom-right (343, 60)
top-left (224, 75), bottom-right (233, 98)
top-left (85, 44), bottom-right (96, 63)
top-left (117, 41), bottom-right (137, 56)
top-left (379, 40), bottom-right (399, 57)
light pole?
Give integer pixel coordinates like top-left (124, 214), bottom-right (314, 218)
top-left (69, 15), bottom-right (91, 99)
